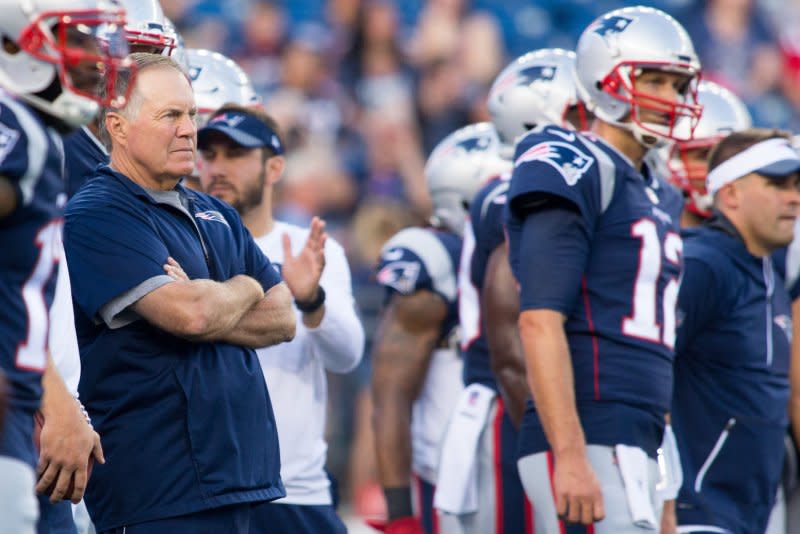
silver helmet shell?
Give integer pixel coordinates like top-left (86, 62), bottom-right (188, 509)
top-left (119, 0), bottom-right (174, 54)
top-left (575, 6), bottom-right (702, 147)
top-left (668, 80), bottom-right (752, 217)
top-left (425, 122), bottom-right (512, 235)
top-left (186, 48), bottom-right (261, 127)
top-left (488, 48), bottom-right (586, 154)
top-left (0, 0), bottom-right (131, 126)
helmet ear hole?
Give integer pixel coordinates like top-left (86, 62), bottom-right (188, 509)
top-left (2, 36), bottom-right (20, 54)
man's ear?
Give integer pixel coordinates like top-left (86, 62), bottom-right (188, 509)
top-left (105, 111), bottom-right (127, 146)
top-left (266, 155), bottom-right (286, 186)
top-left (716, 178), bottom-right (747, 211)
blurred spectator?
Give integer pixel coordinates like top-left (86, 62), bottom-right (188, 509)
top-left (415, 57), bottom-right (471, 155)
top-left (232, 1), bottom-right (287, 95)
top-left (456, 11), bottom-right (505, 87)
top-left (681, 0), bottom-right (782, 101)
top-left (275, 143), bottom-right (358, 222)
top-left (408, 0), bottom-right (466, 66)
top-left (340, 0), bottom-right (413, 107)
top-left (359, 109), bottom-right (430, 216)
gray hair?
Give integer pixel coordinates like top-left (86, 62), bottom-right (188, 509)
top-left (101, 53), bottom-right (190, 147)
top-left (104, 52), bottom-right (189, 120)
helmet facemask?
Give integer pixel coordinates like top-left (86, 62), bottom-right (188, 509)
top-left (599, 62), bottom-right (702, 148)
top-left (15, 8), bottom-right (134, 126)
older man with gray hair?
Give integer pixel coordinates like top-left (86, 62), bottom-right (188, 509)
top-left (63, 53), bottom-right (296, 534)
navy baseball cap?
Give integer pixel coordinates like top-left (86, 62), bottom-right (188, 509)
top-left (197, 111), bottom-right (284, 155)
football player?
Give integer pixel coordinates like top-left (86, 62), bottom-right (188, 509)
top-left (197, 104), bottom-right (364, 533)
top-left (505, 6), bottom-right (700, 531)
top-left (370, 123), bottom-right (508, 534)
top-left (0, 1), bottom-right (132, 532)
top-left (665, 80), bottom-right (752, 228)
top-left (435, 48), bottom-right (587, 534)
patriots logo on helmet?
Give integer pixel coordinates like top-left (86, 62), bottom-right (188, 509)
top-left (493, 65), bottom-right (558, 95)
top-left (435, 134), bottom-right (492, 161)
top-left (515, 141), bottom-right (594, 186)
top-left (493, 65), bottom-right (558, 96)
top-left (188, 66), bottom-right (202, 82)
top-left (592, 15), bottom-right (634, 38)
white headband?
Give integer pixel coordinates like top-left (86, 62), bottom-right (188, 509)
top-left (707, 138), bottom-right (800, 196)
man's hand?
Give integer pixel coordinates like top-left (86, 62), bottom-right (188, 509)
top-left (281, 216), bottom-right (327, 302)
top-left (553, 450), bottom-right (605, 525)
top-left (38, 359), bottom-right (104, 503)
top-left (660, 499), bottom-right (677, 534)
top-left (163, 256), bottom-right (190, 282)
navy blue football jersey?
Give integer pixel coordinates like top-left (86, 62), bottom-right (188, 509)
top-left (506, 126), bottom-right (684, 457)
top-left (376, 227), bottom-right (462, 344)
top-left (460, 174), bottom-right (509, 391)
top-left (673, 221), bottom-right (791, 533)
top-left (63, 126), bottom-right (107, 198)
top-left (0, 93), bottom-right (66, 421)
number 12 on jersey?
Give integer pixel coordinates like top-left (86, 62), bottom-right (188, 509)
top-left (623, 218), bottom-right (682, 349)
top-left (16, 220), bottom-right (62, 372)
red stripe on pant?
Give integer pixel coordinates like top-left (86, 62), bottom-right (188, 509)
top-left (524, 497), bottom-right (534, 534)
top-left (546, 451), bottom-right (566, 534)
top-left (493, 398), bottom-right (505, 533)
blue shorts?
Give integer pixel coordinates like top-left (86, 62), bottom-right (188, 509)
top-left (249, 502), bottom-right (346, 534)
top-left (37, 496), bottom-right (76, 534)
top-left (0, 406), bottom-right (36, 467)
top-left (100, 503), bottom-right (251, 534)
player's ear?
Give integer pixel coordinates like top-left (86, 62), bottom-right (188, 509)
top-left (105, 111), bottom-right (126, 145)
top-left (265, 155), bottom-right (285, 186)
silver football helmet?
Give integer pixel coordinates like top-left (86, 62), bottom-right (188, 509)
top-left (0, 0), bottom-right (132, 127)
top-left (164, 18), bottom-right (189, 71)
top-left (668, 80), bottom-right (752, 217)
top-left (185, 49), bottom-right (261, 127)
top-left (425, 122), bottom-right (512, 235)
top-left (488, 48), bottom-right (588, 156)
top-left (575, 6), bottom-right (702, 147)
top-left (120, 0), bottom-right (174, 54)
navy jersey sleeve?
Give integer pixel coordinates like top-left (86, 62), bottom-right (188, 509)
top-left (375, 227), bottom-right (458, 305)
top-left (515, 206), bottom-right (591, 314)
top-left (64, 196), bottom-right (171, 321)
top-left (0, 98), bottom-right (45, 207)
top-left (675, 255), bottom-right (725, 356)
top-left (507, 128), bottom-right (600, 227)
top-left (211, 197), bottom-right (282, 292)
top-left (469, 178), bottom-right (509, 287)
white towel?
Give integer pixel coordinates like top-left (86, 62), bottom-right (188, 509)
top-left (656, 424), bottom-right (683, 502)
top-left (615, 444), bottom-right (658, 530)
top-left (433, 384), bottom-right (496, 514)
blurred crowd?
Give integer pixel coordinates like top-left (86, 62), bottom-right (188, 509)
top-left (161, 0), bottom-right (800, 516)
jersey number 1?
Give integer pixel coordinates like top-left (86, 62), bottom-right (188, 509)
top-left (623, 218), bottom-right (682, 349)
top-left (16, 221), bottom-right (62, 372)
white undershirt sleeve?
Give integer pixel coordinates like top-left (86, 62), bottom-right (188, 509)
top-left (306, 240), bottom-right (365, 374)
